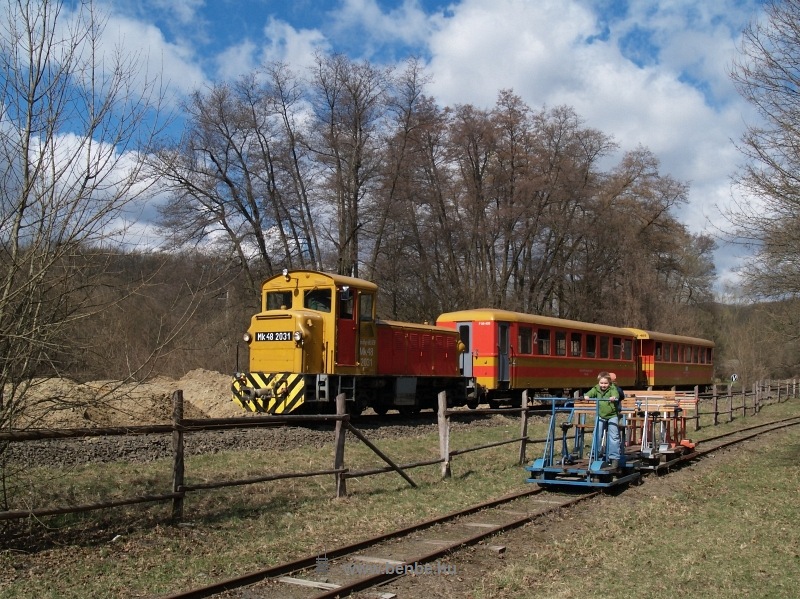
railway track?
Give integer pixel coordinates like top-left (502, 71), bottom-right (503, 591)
top-left (158, 416), bottom-right (800, 599)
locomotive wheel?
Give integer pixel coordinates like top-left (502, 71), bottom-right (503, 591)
top-left (467, 399), bottom-right (479, 410)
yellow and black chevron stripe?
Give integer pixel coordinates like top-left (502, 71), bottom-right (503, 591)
top-left (231, 372), bottom-right (306, 414)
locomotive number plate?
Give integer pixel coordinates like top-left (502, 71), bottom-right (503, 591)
top-left (255, 331), bottom-right (293, 341)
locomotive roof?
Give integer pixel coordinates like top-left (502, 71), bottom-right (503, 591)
top-left (436, 308), bottom-right (632, 336)
top-left (263, 269), bottom-right (379, 292)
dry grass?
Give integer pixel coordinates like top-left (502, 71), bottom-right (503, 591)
top-left (1, 400), bottom-right (799, 598)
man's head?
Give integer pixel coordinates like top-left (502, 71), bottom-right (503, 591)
top-left (608, 372), bottom-right (617, 384)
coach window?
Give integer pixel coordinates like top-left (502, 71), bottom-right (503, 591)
top-left (571, 332), bottom-right (582, 357)
top-left (700, 347), bottom-right (706, 364)
top-left (655, 342), bottom-right (663, 361)
top-left (519, 326), bottom-right (533, 354)
top-left (672, 343), bottom-right (679, 362)
top-left (537, 328), bottom-right (551, 355)
top-left (662, 343), bottom-right (671, 362)
top-left (600, 336), bottom-right (609, 359)
top-left (707, 347), bottom-right (714, 363)
top-left (556, 331), bottom-right (566, 356)
top-left (622, 339), bottom-right (632, 360)
top-left (586, 334), bottom-right (597, 358)
top-left (693, 346), bottom-right (700, 363)
top-left (612, 337), bottom-right (622, 359)
top-left (359, 293), bottom-right (374, 321)
top-left (266, 290), bottom-right (293, 311)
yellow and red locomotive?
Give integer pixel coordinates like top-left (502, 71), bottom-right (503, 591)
top-left (231, 269), bottom-right (467, 415)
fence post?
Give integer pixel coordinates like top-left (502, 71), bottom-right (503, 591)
top-left (712, 384), bottom-right (718, 427)
top-left (777, 383), bottom-right (782, 405)
top-left (171, 390), bottom-right (185, 524)
top-left (728, 384), bottom-right (733, 423)
top-left (334, 394), bottom-right (348, 498)
top-left (518, 390), bottom-right (529, 465)
top-left (693, 386), bottom-right (700, 431)
top-left (438, 391), bottom-right (451, 479)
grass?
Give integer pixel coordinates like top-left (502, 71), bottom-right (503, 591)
top-left (469, 398), bottom-right (800, 599)
top-left (0, 398), bottom-right (799, 598)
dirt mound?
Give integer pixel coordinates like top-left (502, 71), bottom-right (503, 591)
top-left (14, 370), bottom-right (245, 429)
top-left (174, 368), bottom-right (245, 419)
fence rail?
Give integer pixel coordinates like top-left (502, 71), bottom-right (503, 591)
top-left (0, 380), bottom-right (796, 525)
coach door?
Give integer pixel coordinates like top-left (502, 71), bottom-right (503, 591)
top-left (335, 287), bottom-right (357, 365)
top-left (498, 322), bottom-right (510, 387)
top-left (457, 322), bottom-right (473, 378)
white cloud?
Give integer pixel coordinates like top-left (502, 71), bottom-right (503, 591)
top-left (418, 0), bottom-right (763, 291)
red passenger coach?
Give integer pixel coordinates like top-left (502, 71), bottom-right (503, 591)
top-left (436, 309), bottom-right (639, 406)
top-left (627, 329), bottom-right (714, 390)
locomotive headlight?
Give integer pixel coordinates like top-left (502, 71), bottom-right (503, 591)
top-left (243, 332), bottom-right (252, 343)
top-left (294, 330), bottom-right (304, 342)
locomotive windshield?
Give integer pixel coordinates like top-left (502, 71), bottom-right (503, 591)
top-left (304, 289), bottom-right (331, 312)
top-left (266, 290), bottom-right (292, 310)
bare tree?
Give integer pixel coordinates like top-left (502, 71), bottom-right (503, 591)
top-left (307, 53), bottom-right (391, 277)
top-left (0, 0), bottom-right (169, 448)
top-left (730, 0), bottom-right (800, 307)
top-left (153, 64), bottom-right (324, 298)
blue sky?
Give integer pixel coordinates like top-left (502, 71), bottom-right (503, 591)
top-left (98, 0), bottom-right (766, 293)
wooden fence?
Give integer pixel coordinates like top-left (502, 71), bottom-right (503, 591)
top-left (0, 380), bottom-right (796, 525)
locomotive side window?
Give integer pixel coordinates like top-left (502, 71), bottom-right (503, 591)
top-left (518, 326), bottom-right (533, 354)
top-left (570, 332), bottom-right (582, 357)
top-left (600, 336), bottom-right (609, 359)
top-left (305, 289), bottom-right (331, 312)
top-left (555, 331), bottom-right (566, 356)
top-left (338, 288), bottom-right (354, 319)
top-left (612, 337), bottom-right (622, 359)
top-left (359, 293), bottom-right (374, 321)
top-left (537, 328), bottom-right (551, 355)
top-left (586, 334), bottom-right (597, 358)
top-left (267, 291), bottom-right (293, 310)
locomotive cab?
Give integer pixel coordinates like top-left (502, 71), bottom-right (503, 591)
top-left (232, 270), bottom-right (379, 413)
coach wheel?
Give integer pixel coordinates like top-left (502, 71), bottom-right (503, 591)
top-left (373, 405), bottom-right (389, 416)
top-left (467, 399), bottom-right (479, 409)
